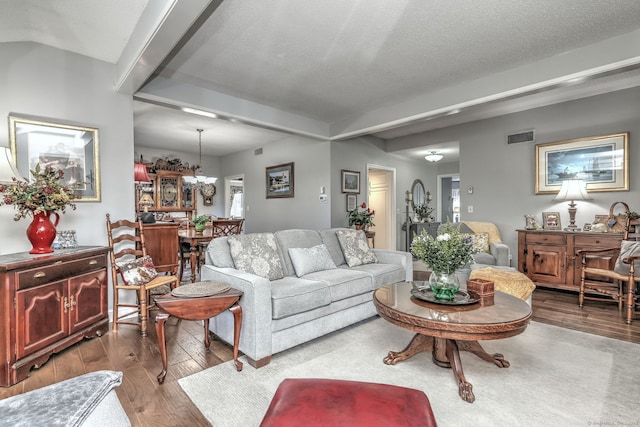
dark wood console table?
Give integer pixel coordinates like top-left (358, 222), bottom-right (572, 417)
top-left (517, 229), bottom-right (622, 292)
top-left (0, 246), bottom-right (109, 386)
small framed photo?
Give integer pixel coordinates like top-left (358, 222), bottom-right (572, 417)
top-left (266, 162), bottom-right (294, 198)
top-left (341, 170), bottom-right (360, 194)
top-left (542, 212), bottom-right (562, 230)
top-left (583, 223), bottom-right (592, 232)
top-left (346, 194), bottom-right (357, 211)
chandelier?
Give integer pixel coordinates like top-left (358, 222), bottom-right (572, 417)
top-left (182, 129), bottom-right (217, 205)
top-left (424, 151), bottom-right (443, 163)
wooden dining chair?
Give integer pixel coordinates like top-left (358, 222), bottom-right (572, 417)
top-left (577, 215), bottom-right (640, 324)
top-left (106, 214), bottom-right (180, 336)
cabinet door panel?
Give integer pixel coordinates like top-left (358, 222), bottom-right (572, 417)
top-left (526, 244), bottom-right (567, 285)
top-left (16, 281), bottom-right (67, 358)
top-left (69, 270), bottom-right (107, 333)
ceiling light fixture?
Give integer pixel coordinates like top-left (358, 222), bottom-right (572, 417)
top-left (424, 151), bottom-right (444, 163)
top-left (182, 129), bottom-right (217, 205)
top-left (181, 107), bottom-right (217, 118)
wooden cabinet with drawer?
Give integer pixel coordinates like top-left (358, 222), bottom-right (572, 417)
top-left (0, 246), bottom-right (109, 386)
top-left (517, 230), bottom-right (622, 292)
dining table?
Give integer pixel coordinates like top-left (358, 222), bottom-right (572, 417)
top-left (178, 228), bottom-right (214, 283)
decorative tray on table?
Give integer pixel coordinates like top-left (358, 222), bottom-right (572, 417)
top-left (410, 285), bottom-right (480, 306)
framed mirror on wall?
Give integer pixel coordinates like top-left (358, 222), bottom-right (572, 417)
top-left (411, 179), bottom-right (425, 210)
top-left (9, 115), bottom-right (101, 202)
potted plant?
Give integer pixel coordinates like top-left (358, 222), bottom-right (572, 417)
top-left (0, 164), bottom-right (78, 254)
top-left (347, 202), bottom-right (375, 230)
top-left (192, 215), bottom-right (210, 233)
top-left (410, 221), bottom-right (478, 300)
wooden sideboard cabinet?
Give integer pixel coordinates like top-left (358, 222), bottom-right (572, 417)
top-left (140, 222), bottom-right (179, 274)
top-left (0, 246), bottom-right (109, 387)
top-left (517, 230), bottom-right (622, 292)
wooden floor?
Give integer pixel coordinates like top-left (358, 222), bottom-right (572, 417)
top-left (1, 287), bottom-right (638, 427)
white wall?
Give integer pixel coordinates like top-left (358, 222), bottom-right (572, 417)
top-left (0, 42), bottom-right (135, 316)
top-left (218, 135), bottom-right (332, 232)
top-left (1, 42), bottom-right (134, 256)
top-left (331, 136), bottom-right (437, 250)
top-left (386, 86), bottom-right (640, 265)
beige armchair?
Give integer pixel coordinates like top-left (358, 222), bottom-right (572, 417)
top-left (439, 221), bottom-right (511, 267)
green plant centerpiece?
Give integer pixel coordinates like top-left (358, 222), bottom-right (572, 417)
top-left (347, 202), bottom-right (375, 230)
top-left (410, 221), bottom-right (477, 300)
top-left (192, 215), bottom-right (210, 232)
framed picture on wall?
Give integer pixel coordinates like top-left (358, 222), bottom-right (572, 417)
top-left (346, 194), bottom-right (357, 211)
top-left (9, 114), bottom-right (101, 202)
top-left (535, 132), bottom-right (629, 194)
top-left (542, 212), bottom-right (562, 230)
top-left (266, 162), bottom-right (294, 198)
top-left (341, 170), bottom-right (360, 194)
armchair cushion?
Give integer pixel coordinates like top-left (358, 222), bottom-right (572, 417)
top-left (614, 240), bottom-right (640, 276)
top-left (115, 255), bottom-right (158, 286)
top-left (464, 232), bottom-right (489, 253)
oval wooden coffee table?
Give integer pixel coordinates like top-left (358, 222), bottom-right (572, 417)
top-left (154, 281), bottom-right (243, 384)
top-left (373, 282), bottom-right (531, 403)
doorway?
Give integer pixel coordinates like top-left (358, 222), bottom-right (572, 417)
top-left (225, 175), bottom-right (244, 219)
top-left (437, 174), bottom-right (460, 223)
top-left (366, 165), bottom-right (396, 250)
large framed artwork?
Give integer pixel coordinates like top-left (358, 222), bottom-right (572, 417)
top-left (535, 132), bottom-right (629, 194)
top-left (266, 162), bottom-right (294, 198)
top-left (341, 170), bottom-right (360, 194)
top-left (9, 115), bottom-right (101, 202)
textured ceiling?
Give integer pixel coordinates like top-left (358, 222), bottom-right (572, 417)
top-left (3, 0), bottom-right (640, 160)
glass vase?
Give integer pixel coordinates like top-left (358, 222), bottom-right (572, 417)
top-left (428, 271), bottom-right (460, 300)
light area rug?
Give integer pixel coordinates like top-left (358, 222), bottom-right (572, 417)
top-left (179, 318), bottom-right (639, 427)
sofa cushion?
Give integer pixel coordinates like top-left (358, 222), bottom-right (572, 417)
top-left (345, 263), bottom-right (406, 288)
top-left (336, 229), bottom-right (378, 267)
top-left (205, 236), bottom-right (235, 268)
top-left (288, 244), bottom-right (337, 277)
top-left (275, 229), bottom-right (324, 276)
top-left (319, 228), bottom-right (349, 266)
top-left (228, 233), bottom-right (285, 280)
top-left (304, 268), bottom-right (372, 302)
top-left (271, 276), bottom-right (331, 319)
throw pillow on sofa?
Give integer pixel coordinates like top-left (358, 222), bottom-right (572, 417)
top-left (288, 244), bottom-right (337, 277)
top-left (115, 255), bottom-right (158, 286)
top-left (228, 233), bottom-right (285, 280)
top-left (335, 229), bottom-right (378, 267)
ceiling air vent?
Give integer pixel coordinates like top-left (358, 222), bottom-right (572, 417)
top-left (506, 130), bottom-right (535, 145)
top-left (254, 148), bottom-right (263, 155)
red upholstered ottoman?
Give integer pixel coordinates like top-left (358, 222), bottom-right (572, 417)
top-left (260, 378), bottom-right (438, 427)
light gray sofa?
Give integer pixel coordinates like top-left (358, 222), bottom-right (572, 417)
top-left (201, 228), bottom-right (412, 368)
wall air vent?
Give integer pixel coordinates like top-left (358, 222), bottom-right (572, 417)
top-left (506, 130), bottom-right (535, 145)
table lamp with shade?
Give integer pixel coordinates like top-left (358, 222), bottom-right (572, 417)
top-left (134, 162), bottom-right (155, 223)
top-left (554, 179), bottom-right (591, 231)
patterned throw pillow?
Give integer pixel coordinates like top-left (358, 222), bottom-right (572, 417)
top-left (228, 233), bottom-right (285, 280)
top-left (614, 240), bottom-right (640, 276)
top-left (288, 244), bottom-right (338, 277)
top-left (463, 232), bottom-right (490, 253)
top-left (335, 229), bottom-right (378, 267)
top-left (115, 255), bottom-right (158, 286)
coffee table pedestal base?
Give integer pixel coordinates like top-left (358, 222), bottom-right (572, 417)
top-left (383, 333), bottom-right (509, 403)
